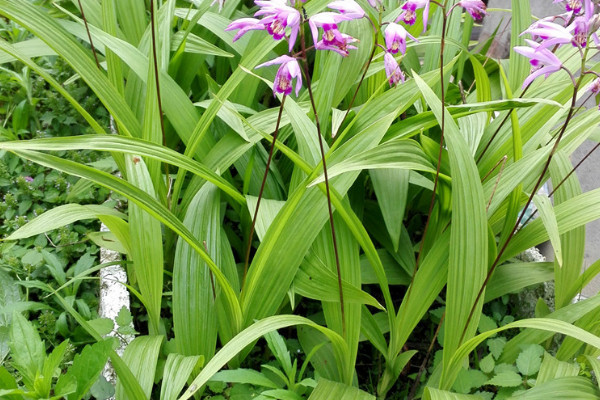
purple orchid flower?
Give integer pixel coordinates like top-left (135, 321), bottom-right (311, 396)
top-left (554, 0), bottom-right (583, 13)
top-left (327, 0), bottom-right (366, 19)
top-left (458, 0), bottom-right (487, 22)
top-left (384, 52), bottom-right (405, 86)
top-left (397, 0), bottom-right (430, 33)
top-left (514, 39), bottom-right (563, 88)
top-left (225, 18), bottom-right (266, 41)
top-left (569, 16), bottom-right (590, 47)
top-left (589, 77), bottom-right (600, 94)
top-left (384, 23), bottom-right (417, 55)
top-left (315, 33), bottom-right (358, 56)
top-left (225, 0), bottom-right (300, 52)
top-left (522, 20), bottom-right (576, 49)
top-left (24, 176), bottom-right (34, 183)
top-left (309, 12), bottom-right (357, 56)
top-left (255, 0), bottom-right (301, 51)
top-left (256, 55), bottom-right (303, 96)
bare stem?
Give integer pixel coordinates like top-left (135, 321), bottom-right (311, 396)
top-left (460, 82), bottom-right (581, 344)
top-left (77, 0), bottom-right (101, 69)
top-left (332, 25), bottom-right (378, 142)
top-left (300, 24), bottom-right (346, 336)
top-left (242, 95), bottom-right (287, 289)
top-left (414, 2), bottom-right (448, 276)
top-left (150, 0), bottom-right (171, 206)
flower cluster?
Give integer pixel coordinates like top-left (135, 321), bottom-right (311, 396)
top-left (225, 0), bottom-right (487, 95)
top-left (515, 0), bottom-right (598, 88)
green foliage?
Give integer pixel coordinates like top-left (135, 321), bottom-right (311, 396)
top-left (1, 0), bottom-right (600, 399)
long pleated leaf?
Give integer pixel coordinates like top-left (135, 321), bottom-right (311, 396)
top-left (115, 335), bottom-right (163, 400)
top-left (5, 204), bottom-right (125, 240)
top-left (442, 318), bottom-right (600, 390)
top-left (173, 183), bottom-right (221, 359)
top-left (7, 149), bottom-right (243, 330)
top-left (0, 136), bottom-right (244, 204)
top-left (414, 73), bottom-right (488, 381)
top-left (179, 315), bottom-right (349, 400)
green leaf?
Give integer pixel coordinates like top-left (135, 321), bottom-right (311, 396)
top-left (116, 335), bottom-right (163, 400)
top-left (487, 337), bottom-right (507, 360)
top-left (480, 354), bottom-right (495, 374)
top-left (485, 371), bottom-right (523, 387)
top-left (210, 369), bottom-right (278, 389)
top-left (532, 195), bottom-right (562, 267)
top-left (160, 354), bottom-right (201, 400)
top-left (513, 376), bottom-right (599, 399)
top-left (536, 352), bottom-right (580, 385)
top-left (9, 312), bottom-right (44, 389)
top-left (484, 262), bottom-right (554, 303)
top-left (56, 339), bottom-right (113, 400)
top-left (307, 378), bottom-right (374, 400)
top-left (452, 368), bottom-right (488, 394)
top-left (173, 182), bottom-right (224, 360)
top-left (115, 307), bottom-right (133, 328)
top-left (4, 204), bottom-right (126, 240)
top-left (245, 196), bottom-right (285, 242)
top-left (309, 139), bottom-right (435, 186)
top-left (509, 0), bottom-right (531, 93)
top-left (86, 318), bottom-right (114, 337)
top-left (171, 31), bottom-right (233, 58)
top-left (180, 316), bottom-right (349, 399)
top-left (414, 72), bottom-right (488, 385)
top-left (370, 169), bottom-right (409, 251)
top-left (425, 387), bottom-right (484, 400)
top-left (478, 315), bottom-right (497, 334)
top-left (516, 344), bottom-right (544, 376)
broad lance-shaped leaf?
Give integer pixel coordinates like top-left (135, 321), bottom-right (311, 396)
top-left (443, 318), bottom-right (600, 390)
top-left (533, 195), bottom-right (562, 267)
top-left (180, 315), bottom-right (349, 400)
top-left (425, 388), bottom-right (482, 400)
top-left (0, 135), bottom-right (244, 204)
top-left (174, 183), bottom-right (221, 360)
top-left (116, 336), bottom-right (163, 400)
top-left (370, 169), bottom-right (409, 252)
top-left (160, 354), bottom-right (202, 400)
top-left (550, 151), bottom-right (584, 309)
top-left (9, 312), bottom-right (44, 389)
top-left (413, 72), bottom-right (488, 385)
top-left (307, 378), bottom-right (374, 400)
top-left (517, 376), bottom-right (599, 399)
top-left (4, 204), bottom-right (126, 241)
top-left (126, 155), bottom-right (164, 336)
top-left (8, 149), bottom-right (242, 334)
top-left (309, 139), bottom-right (436, 186)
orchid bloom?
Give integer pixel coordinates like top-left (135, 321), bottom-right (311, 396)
top-left (225, 18), bottom-right (266, 41)
top-left (256, 55), bottom-right (303, 96)
top-left (327, 0), bottom-right (366, 19)
top-left (554, 0), bottom-right (583, 13)
top-left (458, 0), bottom-right (487, 22)
top-left (397, 0), bottom-right (430, 33)
top-left (569, 16), bottom-right (590, 47)
top-left (255, 0), bottom-right (301, 51)
top-left (589, 77), bottom-right (600, 94)
top-left (384, 23), bottom-right (417, 55)
top-left (384, 53), bottom-right (405, 86)
top-left (522, 21), bottom-right (577, 49)
top-left (315, 33), bottom-right (358, 56)
top-left (514, 39), bottom-right (563, 88)
top-left (225, 0), bottom-right (300, 52)
top-left (367, 0), bottom-right (381, 8)
top-left (309, 12), bottom-right (357, 56)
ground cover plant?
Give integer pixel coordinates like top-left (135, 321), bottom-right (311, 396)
top-left (2, 0), bottom-right (600, 398)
